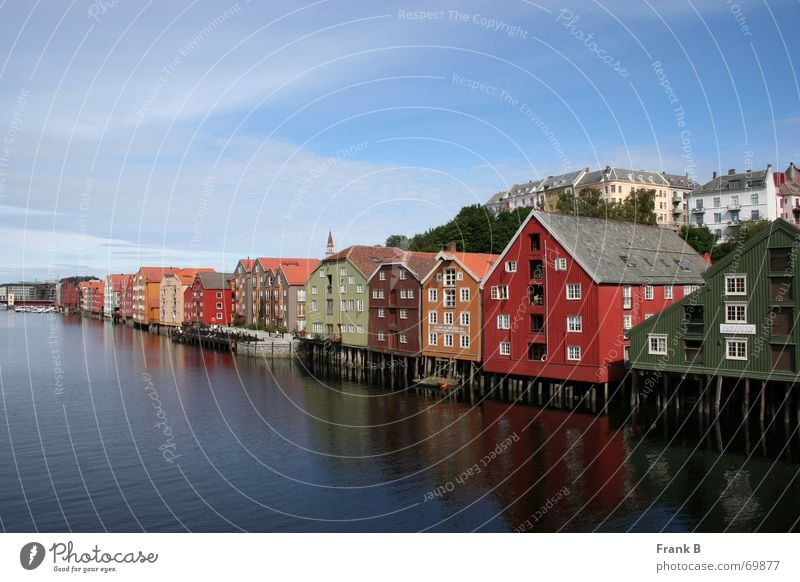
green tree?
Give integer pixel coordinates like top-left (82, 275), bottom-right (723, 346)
top-left (711, 219), bottom-right (773, 261)
top-left (679, 224), bottom-right (715, 255)
top-left (385, 234), bottom-right (410, 249)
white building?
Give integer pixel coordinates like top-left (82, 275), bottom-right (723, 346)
top-left (687, 165), bottom-right (776, 242)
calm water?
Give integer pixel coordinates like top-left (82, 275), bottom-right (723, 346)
top-left (0, 310), bottom-right (798, 532)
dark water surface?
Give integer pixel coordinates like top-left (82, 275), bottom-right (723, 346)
top-left (1, 311), bottom-right (798, 532)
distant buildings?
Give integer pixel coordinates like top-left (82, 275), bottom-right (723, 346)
top-left (104, 274), bottom-right (131, 318)
top-left (775, 162), bottom-right (800, 227)
top-left (132, 267), bottom-right (180, 326)
top-left (184, 272), bottom-right (233, 325)
top-left (1, 281), bottom-right (56, 304)
top-left (160, 268), bottom-right (214, 327)
top-left (56, 277), bottom-right (98, 311)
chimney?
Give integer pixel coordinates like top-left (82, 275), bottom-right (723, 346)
top-left (585, 166), bottom-right (589, 173)
top-left (447, 242), bottom-right (457, 252)
top-left (712, 171), bottom-right (717, 179)
top-left (728, 168), bottom-right (736, 175)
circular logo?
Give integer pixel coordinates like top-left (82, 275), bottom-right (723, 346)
top-left (20, 542), bottom-right (46, 570)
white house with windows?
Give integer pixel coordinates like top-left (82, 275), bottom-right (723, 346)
top-left (687, 165), bottom-right (776, 242)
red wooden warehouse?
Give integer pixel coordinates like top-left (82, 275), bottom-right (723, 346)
top-left (184, 272), bottom-right (234, 325)
top-left (482, 211), bottom-right (708, 384)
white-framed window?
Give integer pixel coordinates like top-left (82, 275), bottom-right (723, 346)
top-left (319, 270), bottom-right (326, 278)
top-left (216, 302), bottom-right (223, 309)
top-left (497, 314), bottom-right (510, 329)
top-left (348, 276), bottom-right (355, 284)
top-left (341, 300), bottom-right (347, 311)
top-left (645, 285), bottom-right (654, 300)
top-left (460, 312), bottom-right (470, 326)
top-left (377, 332), bottom-right (386, 341)
top-left (459, 288), bottom-right (470, 302)
top-left (340, 267), bottom-right (347, 276)
top-left (378, 308), bottom-right (385, 318)
top-left (444, 268), bottom-right (456, 286)
top-left (444, 334), bottom-right (454, 347)
top-left (399, 308), bottom-right (408, 319)
top-left (567, 345), bottom-right (581, 361)
top-left (399, 333), bottom-right (408, 344)
top-left (428, 333), bottom-right (438, 346)
top-left (216, 313), bottom-right (223, 320)
top-left (356, 325), bottom-right (364, 334)
top-left (566, 284), bottom-right (581, 300)
top-left (499, 341), bottom-right (511, 356)
top-left (567, 315), bottom-right (582, 332)
top-left (726, 338), bottom-right (747, 360)
top-left (356, 284), bottom-right (363, 293)
top-left (623, 314), bottom-right (632, 330)
top-left (379, 271), bottom-right (386, 281)
top-left (684, 285), bottom-right (699, 295)
top-left (428, 288), bottom-right (438, 302)
top-left (356, 299), bottom-right (363, 312)
top-left (444, 312), bottom-right (454, 325)
top-left (311, 300), bottom-right (318, 312)
top-left (664, 285), bottom-right (673, 300)
top-left (216, 292), bottom-right (223, 299)
top-left (491, 285), bottom-right (509, 300)
top-left (648, 334), bottom-right (668, 355)
top-left (460, 335), bottom-right (470, 348)
top-left (505, 261), bottom-right (517, 272)
top-left (457, 272), bottom-right (463, 281)
top-left (348, 299), bottom-right (355, 311)
top-left (444, 288), bottom-right (456, 308)
top-left (340, 284), bottom-right (347, 293)
top-left (644, 313), bottom-right (653, 319)
top-left (372, 290), bottom-right (379, 299)
top-left (399, 270), bottom-right (407, 280)
top-left (400, 289), bottom-right (407, 299)
top-left (311, 285), bottom-right (318, 295)
top-left (555, 258), bottom-right (567, 271)
top-left (407, 288), bottom-right (414, 299)
top-left (428, 311), bottom-right (437, 324)
top-left (725, 303), bottom-right (747, 323)
top-left (725, 274), bottom-right (746, 295)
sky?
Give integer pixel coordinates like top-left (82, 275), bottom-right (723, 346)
top-left (0, 0), bottom-right (798, 282)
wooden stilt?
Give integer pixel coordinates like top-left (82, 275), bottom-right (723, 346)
top-left (759, 381), bottom-right (766, 423)
top-left (784, 383), bottom-right (791, 425)
top-left (715, 375), bottom-right (722, 415)
top-left (743, 378), bottom-right (750, 416)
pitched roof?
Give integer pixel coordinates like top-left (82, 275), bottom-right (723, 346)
top-left (196, 272), bottom-right (233, 290)
top-left (136, 267), bottom-right (180, 283)
top-left (277, 259), bottom-right (321, 286)
top-left (426, 251), bottom-right (499, 283)
top-left (368, 251), bottom-right (439, 281)
top-left (578, 167), bottom-right (670, 188)
top-left (324, 245), bottom-right (406, 278)
top-left (166, 268), bottom-right (216, 285)
top-left (661, 172), bottom-right (698, 190)
top-left (692, 167), bottom-right (771, 194)
top-left (236, 259), bottom-right (256, 273)
top-left (541, 169), bottom-right (586, 190)
top-left (489, 210), bottom-right (707, 284)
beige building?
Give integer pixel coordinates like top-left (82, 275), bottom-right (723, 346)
top-left (159, 268), bottom-right (215, 327)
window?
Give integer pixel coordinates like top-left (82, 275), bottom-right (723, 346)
top-left (399, 308), bottom-right (408, 319)
top-left (750, 193), bottom-right (759, 205)
top-left (428, 288), bottom-right (438, 302)
top-left (623, 315), bottom-right (632, 330)
top-left (444, 334), bottom-right (454, 347)
top-left (444, 268), bottom-right (456, 287)
top-left (714, 212), bottom-right (722, 224)
top-left (725, 275), bottom-right (746, 295)
top-left (713, 197), bottom-right (720, 207)
top-left (407, 288), bottom-right (414, 299)
top-left (216, 302), bottom-right (223, 309)
top-left (428, 311), bottom-right (437, 324)
top-left (311, 285), bottom-right (318, 295)
top-left (555, 258), bottom-right (567, 271)
top-left (400, 289), bottom-right (407, 299)
top-left (297, 289), bottom-right (306, 302)
top-left (356, 284), bottom-right (363, 293)
top-left (444, 288), bottom-right (456, 308)
top-left (491, 286), bottom-right (509, 300)
top-left (428, 333), bottom-right (438, 346)
top-left (751, 210), bottom-right (760, 220)
top-left (341, 300), bottom-right (347, 311)
top-left (770, 248), bottom-right (791, 272)
top-left (460, 335), bottom-right (470, 348)
top-left (726, 338), bottom-right (747, 360)
top-left (684, 284), bottom-right (699, 295)
top-left (340, 285), bottom-right (346, 293)
top-left (499, 341), bottom-right (511, 356)
top-left (319, 270), bottom-right (326, 278)
top-left (311, 300), bottom-right (318, 312)
top-left (497, 314), bottom-right (510, 329)
top-left (623, 285), bottom-right (632, 309)
top-left (648, 334), bottom-right (668, 355)
top-left (567, 346), bottom-right (581, 361)
top-left (348, 276), bottom-right (355, 284)
top-left (567, 316), bottom-right (582, 332)
top-left (216, 292), bottom-right (223, 299)
top-left (216, 313), bottom-right (223, 320)
top-left (505, 261), bottom-right (517, 272)
top-left (379, 271), bottom-right (386, 281)
top-left (399, 270), bottom-right (406, 280)
top-left (457, 273), bottom-right (463, 281)
top-left (444, 312), bottom-right (454, 325)
top-left (460, 288), bottom-right (470, 302)
top-left (356, 300), bottom-right (364, 312)
top-left (436, 273), bottom-right (442, 282)
top-left (460, 312), bottom-right (470, 326)
top-left (377, 332), bottom-right (386, 341)
top-left (399, 333), bottom-right (408, 344)
top-left (340, 267), bottom-right (347, 276)
top-left (530, 233), bottom-right (541, 251)
top-left (645, 285), bottom-right (654, 300)
top-left (378, 308), bottom-right (385, 318)
top-left (664, 285), bottom-right (673, 300)
top-left (566, 284), bottom-right (581, 300)
top-left (725, 303), bottom-right (747, 323)
top-left (356, 325), bottom-right (364, 334)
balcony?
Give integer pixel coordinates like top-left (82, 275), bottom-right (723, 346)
top-left (690, 206), bottom-right (705, 214)
top-left (529, 285), bottom-right (544, 306)
top-left (728, 203), bottom-right (741, 210)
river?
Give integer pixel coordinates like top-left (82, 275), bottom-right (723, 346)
top-left (0, 311), bottom-right (798, 532)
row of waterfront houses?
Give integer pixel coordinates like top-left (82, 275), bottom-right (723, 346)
top-left (487, 162), bottom-right (800, 243)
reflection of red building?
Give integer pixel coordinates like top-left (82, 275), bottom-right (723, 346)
top-left (184, 272), bottom-right (233, 325)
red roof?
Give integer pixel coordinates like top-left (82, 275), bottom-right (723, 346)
top-left (277, 259), bottom-right (321, 285)
top-left (324, 245), bottom-right (407, 278)
top-left (170, 268), bottom-right (215, 285)
top-left (107, 273), bottom-right (134, 292)
top-left (237, 259), bottom-right (256, 273)
top-left (136, 267), bottom-right (180, 283)
top-left (439, 252), bottom-right (499, 281)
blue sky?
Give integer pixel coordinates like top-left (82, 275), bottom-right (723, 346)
top-left (0, 0), bottom-right (798, 281)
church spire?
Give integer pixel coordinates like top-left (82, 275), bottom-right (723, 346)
top-left (325, 230), bottom-right (334, 258)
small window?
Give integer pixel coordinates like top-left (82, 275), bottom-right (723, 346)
top-left (664, 285), bottom-right (673, 300)
top-left (567, 315), bottom-right (582, 332)
top-left (356, 284), bottom-right (364, 293)
top-left (645, 285), bottom-right (654, 300)
top-left (340, 267), bottom-right (347, 276)
top-left (428, 288), bottom-right (438, 302)
top-left (443, 334), bottom-right (454, 347)
top-left (348, 276), bottom-right (355, 284)
top-left (377, 332), bottom-right (386, 341)
top-left (399, 333), bottom-right (408, 344)
top-left (400, 308), bottom-right (408, 319)
top-left (499, 342), bottom-right (511, 356)
top-left (216, 292), bottom-right (223, 299)
top-left (460, 335), bottom-right (470, 348)
top-left (725, 275), bottom-right (746, 295)
top-left (623, 314), bottom-right (632, 330)
top-left (399, 271), bottom-right (406, 280)
top-left (497, 314), bottom-right (510, 329)
top-left (505, 261), bottom-right (517, 272)
top-left (726, 338), bottom-right (747, 360)
top-left (460, 312), bottom-right (470, 326)
top-left (491, 286), bottom-right (509, 300)
top-left (379, 271), bottom-right (386, 281)
top-left (311, 285), bottom-right (318, 295)
top-left (648, 334), bottom-right (668, 355)
top-left (378, 308), bottom-right (385, 318)
top-left (357, 300), bottom-right (364, 312)
top-left (428, 311), bottom-right (437, 324)
top-left (459, 288), bottom-right (470, 302)
top-left (407, 288), bottom-right (414, 299)
top-left (428, 333), bottom-right (438, 346)
top-left (444, 312), bottom-right (453, 325)
top-left (555, 258), bottom-right (567, 271)
top-left (567, 346), bottom-right (581, 361)
top-left (456, 273), bottom-right (463, 281)
top-left (356, 325), bottom-right (364, 334)
top-left (566, 284), bottom-right (581, 300)
top-left (620, 256), bottom-right (637, 267)
top-left (530, 233), bottom-right (541, 251)
top-left (319, 270), bottom-right (326, 278)
top-left (725, 303), bottom-right (747, 323)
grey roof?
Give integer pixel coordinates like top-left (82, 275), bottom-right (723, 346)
top-left (541, 169), bottom-right (585, 190)
top-left (531, 211), bottom-right (707, 284)
top-left (577, 167), bottom-right (670, 189)
top-left (692, 168), bottom-right (769, 194)
top-left (661, 172), bottom-right (698, 190)
top-left (484, 191), bottom-right (504, 206)
top-left (196, 272), bottom-right (233, 289)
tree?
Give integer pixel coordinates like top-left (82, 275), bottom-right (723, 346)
top-left (385, 234), bottom-right (410, 249)
top-left (679, 224), bottom-right (715, 255)
top-left (711, 219), bottom-right (772, 261)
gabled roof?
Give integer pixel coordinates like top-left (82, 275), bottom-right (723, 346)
top-left (367, 251), bottom-right (439, 282)
top-left (165, 268), bottom-right (215, 285)
top-left (235, 259), bottom-right (256, 273)
top-left (692, 166), bottom-right (771, 195)
top-left (277, 259), bottom-right (321, 286)
top-left (661, 172), bottom-right (698, 190)
top-left (485, 210), bottom-right (707, 285)
top-left (423, 251), bottom-right (499, 283)
top-left (195, 272), bottom-right (233, 290)
top-left (323, 245), bottom-right (406, 279)
top-left (135, 267), bottom-right (180, 283)
top-left (541, 169), bottom-right (586, 191)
